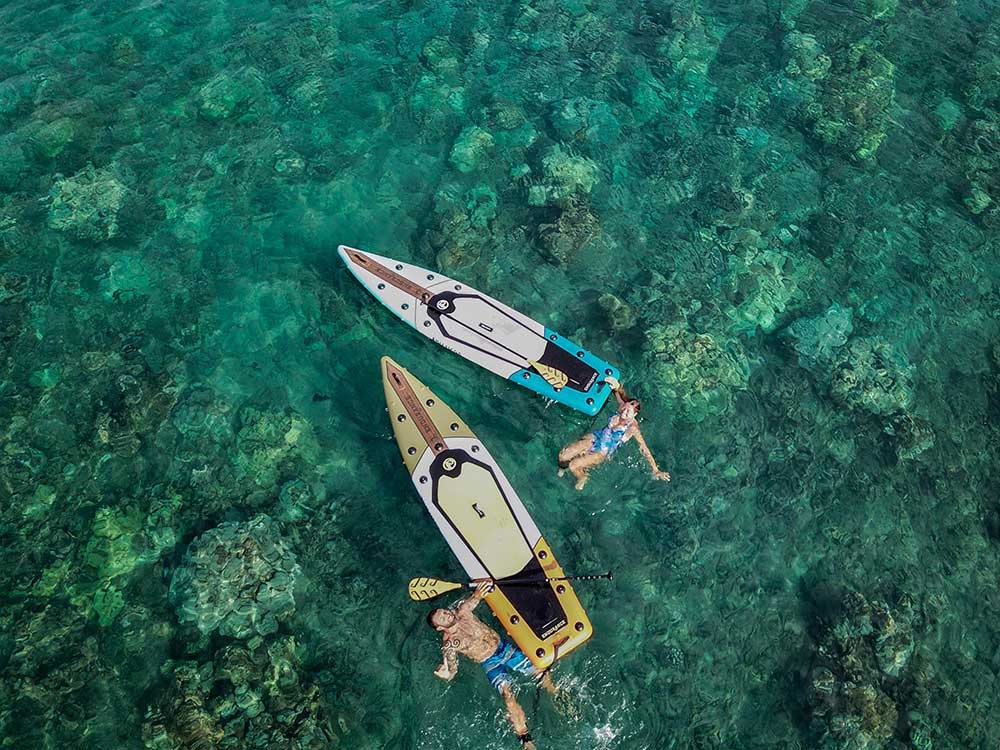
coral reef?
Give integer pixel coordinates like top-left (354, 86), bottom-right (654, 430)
top-left (549, 97), bottom-right (621, 147)
top-left (232, 404), bottom-right (319, 490)
top-left (784, 32), bottom-right (832, 82)
top-left (806, 592), bottom-right (924, 750)
top-left (142, 636), bottom-right (334, 749)
top-left (644, 321), bottom-right (750, 422)
top-left (829, 337), bottom-right (915, 418)
top-left (781, 303), bottom-right (854, 378)
top-left (47, 164), bottom-right (127, 241)
top-left (794, 40), bottom-right (896, 161)
top-left (169, 516), bottom-right (301, 639)
top-left (722, 244), bottom-right (809, 334)
top-left (953, 117), bottom-right (1000, 226)
top-left (77, 496), bottom-right (180, 625)
top-left (528, 145), bottom-right (600, 206)
top-left (449, 125), bottom-right (494, 174)
top-left (423, 183), bottom-right (496, 270)
top-left (537, 195), bottom-right (601, 265)
top-left (196, 68), bottom-right (269, 122)
top-left (598, 292), bottom-right (636, 333)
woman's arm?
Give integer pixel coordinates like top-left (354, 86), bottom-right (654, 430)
top-left (605, 376), bottom-right (627, 407)
top-left (632, 427), bottom-right (671, 481)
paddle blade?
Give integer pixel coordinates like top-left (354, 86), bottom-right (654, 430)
top-left (408, 577), bottom-right (463, 601)
top-left (528, 360), bottom-right (569, 390)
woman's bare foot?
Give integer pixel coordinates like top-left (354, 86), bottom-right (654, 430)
top-left (574, 474), bottom-right (589, 491)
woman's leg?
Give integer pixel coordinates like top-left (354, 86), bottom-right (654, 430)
top-left (568, 451), bottom-right (607, 490)
top-left (558, 436), bottom-right (595, 468)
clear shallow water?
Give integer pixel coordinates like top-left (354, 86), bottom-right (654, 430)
top-left (1, 0), bottom-right (999, 748)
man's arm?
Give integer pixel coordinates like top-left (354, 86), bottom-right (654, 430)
top-left (457, 580), bottom-right (493, 615)
top-left (632, 427), bottom-right (671, 481)
top-left (434, 640), bottom-right (459, 681)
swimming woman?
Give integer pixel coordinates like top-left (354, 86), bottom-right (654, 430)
top-left (557, 377), bottom-right (670, 490)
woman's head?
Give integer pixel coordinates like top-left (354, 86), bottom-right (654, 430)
top-left (621, 398), bottom-right (641, 419)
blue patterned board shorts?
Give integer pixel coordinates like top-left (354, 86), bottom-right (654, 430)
top-left (482, 637), bottom-right (537, 693)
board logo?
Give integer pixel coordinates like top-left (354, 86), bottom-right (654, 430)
top-left (540, 619), bottom-right (568, 639)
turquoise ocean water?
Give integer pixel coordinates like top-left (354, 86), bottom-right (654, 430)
top-left (2, 0), bottom-right (999, 748)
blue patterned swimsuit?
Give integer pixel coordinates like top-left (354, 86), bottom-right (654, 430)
top-left (591, 415), bottom-right (633, 455)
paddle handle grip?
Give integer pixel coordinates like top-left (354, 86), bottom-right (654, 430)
top-left (470, 571), bottom-right (613, 587)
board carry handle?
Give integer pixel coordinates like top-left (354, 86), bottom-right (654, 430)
top-left (408, 572), bottom-right (612, 601)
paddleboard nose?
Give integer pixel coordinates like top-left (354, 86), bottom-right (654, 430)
top-left (381, 356), bottom-right (408, 389)
top-left (337, 244), bottom-right (353, 266)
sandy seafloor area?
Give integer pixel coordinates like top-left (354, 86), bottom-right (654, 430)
top-left (1, 0), bottom-right (999, 748)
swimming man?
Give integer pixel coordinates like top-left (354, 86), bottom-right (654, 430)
top-left (428, 581), bottom-right (562, 748)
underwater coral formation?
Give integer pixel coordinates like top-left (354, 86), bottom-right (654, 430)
top-left (806, 592), bottom-right (926, 750)
top-left (47, 165), bottom-right (127, 241)
top-left (829, 337), bottom-right (915, 418)
top-left (781, 303), bottom-right (854, 378)
top-left (644, 321), bottom-right (750, 422)
top-left (142, 636), bottom-right (334, 749)
top-left (169, 516), bottom-right (301, 639)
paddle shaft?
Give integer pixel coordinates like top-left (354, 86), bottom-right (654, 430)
top-left (468, 571), bottom-right (613, 588)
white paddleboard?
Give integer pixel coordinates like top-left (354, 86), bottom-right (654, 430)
top-left (340, 245), bottom-right (620, 416)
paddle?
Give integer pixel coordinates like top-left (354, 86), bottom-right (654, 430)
top-left (408, 572), bottom-right (613, 601)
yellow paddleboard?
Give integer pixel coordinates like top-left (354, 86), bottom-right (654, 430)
top-left (382, 356), bottom-right (592, 671)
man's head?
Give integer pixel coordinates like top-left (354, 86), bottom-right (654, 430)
top-left (426, 608), bottom-right (457, 631)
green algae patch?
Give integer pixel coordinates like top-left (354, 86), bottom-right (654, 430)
top-left (83, 498), bottom-right (181, 583)
top-left (28, 364), bottom-right (62, 388)
top-left (22, 484), bottom-right (57, 519)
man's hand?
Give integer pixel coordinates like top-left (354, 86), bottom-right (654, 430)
top-left (604, 376), bottom-right (621, 391)
top-left (654, 470), bottom-right (671, 481)
top-left (474, 580), bottom-right (494, 599)
top-left (433, 665), bottom-right (453, 681)
top-left (458, 580), bottom-right (493, 614)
